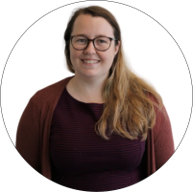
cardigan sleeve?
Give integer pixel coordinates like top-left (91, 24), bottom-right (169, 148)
top-left (153, 106), bottom-right (175, 170)
top-left (16, 96), bottom-right (41, 173)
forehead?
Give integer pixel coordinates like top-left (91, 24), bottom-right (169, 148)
top-left (71, 14), bottom-right (114, 37)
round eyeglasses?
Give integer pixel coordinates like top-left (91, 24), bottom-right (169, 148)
top-left (70, 35), bottom-right (117, 52)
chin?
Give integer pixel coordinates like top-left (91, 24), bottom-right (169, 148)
top-left (83, 71), bottom-right (109, 81)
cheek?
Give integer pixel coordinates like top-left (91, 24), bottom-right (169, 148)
top-left (70, 47), bottom-right (81, 63)
top-left (100, 50), bottom-right (116, 65)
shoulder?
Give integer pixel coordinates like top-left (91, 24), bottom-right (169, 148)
top-left (150, 98), bottom-right (171, 141)
top-left (147, 92), bottom-right (171, 136)
top-left (30, 76), bottom-right (73, 106)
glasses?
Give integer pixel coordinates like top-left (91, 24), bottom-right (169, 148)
top-left (70, 35), bottom-right (117, 51)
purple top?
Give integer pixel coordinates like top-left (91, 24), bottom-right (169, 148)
top-left (50, 88), bottom-right (146, 191)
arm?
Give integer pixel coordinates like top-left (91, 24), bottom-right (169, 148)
top-left (153, 106), bottom-right (175, 170)
top-left (16, 96), bottom-right (41, 173)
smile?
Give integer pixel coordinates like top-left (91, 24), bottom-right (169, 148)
top-left (81, 60), bottom-right (100, 64)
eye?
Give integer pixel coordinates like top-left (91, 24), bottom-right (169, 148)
top-left (97, 39), bottom-right (108, 44)
top-left (73, 36), bottom-right (88, 44)
top-left (76, 38), bottom-right (87, 43)
top-left (95, 37), bottom-right (110, 45)
top-left (77, 38), bottom-right (86, 42)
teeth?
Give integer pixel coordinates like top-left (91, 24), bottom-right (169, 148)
top-left (83, 60), bottom-right (99, 64)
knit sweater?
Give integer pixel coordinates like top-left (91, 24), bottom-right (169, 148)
top-left (16, 76), bottom-right (175, 183)
top-left (50, 87), bottom-right (146, 191)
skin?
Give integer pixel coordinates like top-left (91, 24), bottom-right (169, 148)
top-left (66, 14), bottom-right (120, 103)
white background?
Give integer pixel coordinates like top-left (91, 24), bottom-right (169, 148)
top-left (1, 0), bottom-right (192, 149)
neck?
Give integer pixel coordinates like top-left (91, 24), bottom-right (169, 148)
top-left (67, 75), bottom-right (106, 103)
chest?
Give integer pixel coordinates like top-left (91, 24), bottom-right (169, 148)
top-left (49, 89), bottom-right (146, 176)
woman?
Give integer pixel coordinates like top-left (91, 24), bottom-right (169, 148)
top-left (16, 6), bottom-right (175, 191)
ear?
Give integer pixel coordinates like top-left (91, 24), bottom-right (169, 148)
top-left (114, 41), bottom-right (120, 55)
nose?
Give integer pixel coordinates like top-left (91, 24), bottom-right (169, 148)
top-left (84, 40), bottom-right (96, 54)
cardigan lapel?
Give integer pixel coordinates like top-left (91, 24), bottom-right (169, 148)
top-left (147, 129), bottom-right (156, 176)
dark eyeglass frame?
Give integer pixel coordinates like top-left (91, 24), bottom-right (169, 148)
top-left (70, 35), bottom-right (118, 52)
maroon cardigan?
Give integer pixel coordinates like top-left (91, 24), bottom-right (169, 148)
top-left (16, 76), bottom-right (175, 180)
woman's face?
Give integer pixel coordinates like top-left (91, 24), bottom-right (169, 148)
top-left (70, 14), bottom-right (120, 81)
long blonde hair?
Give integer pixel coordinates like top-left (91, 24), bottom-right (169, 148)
top-left (64, 6), bottom-right (163, 140)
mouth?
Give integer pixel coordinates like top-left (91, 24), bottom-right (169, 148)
top-left (81, 59), bottom-right (100, 64)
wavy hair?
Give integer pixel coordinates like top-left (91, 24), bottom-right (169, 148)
top-left (64, 6), bottom-right (163, 140)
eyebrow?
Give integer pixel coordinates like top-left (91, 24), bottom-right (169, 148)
top-left (71, 34), bottom-right (111, 38)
